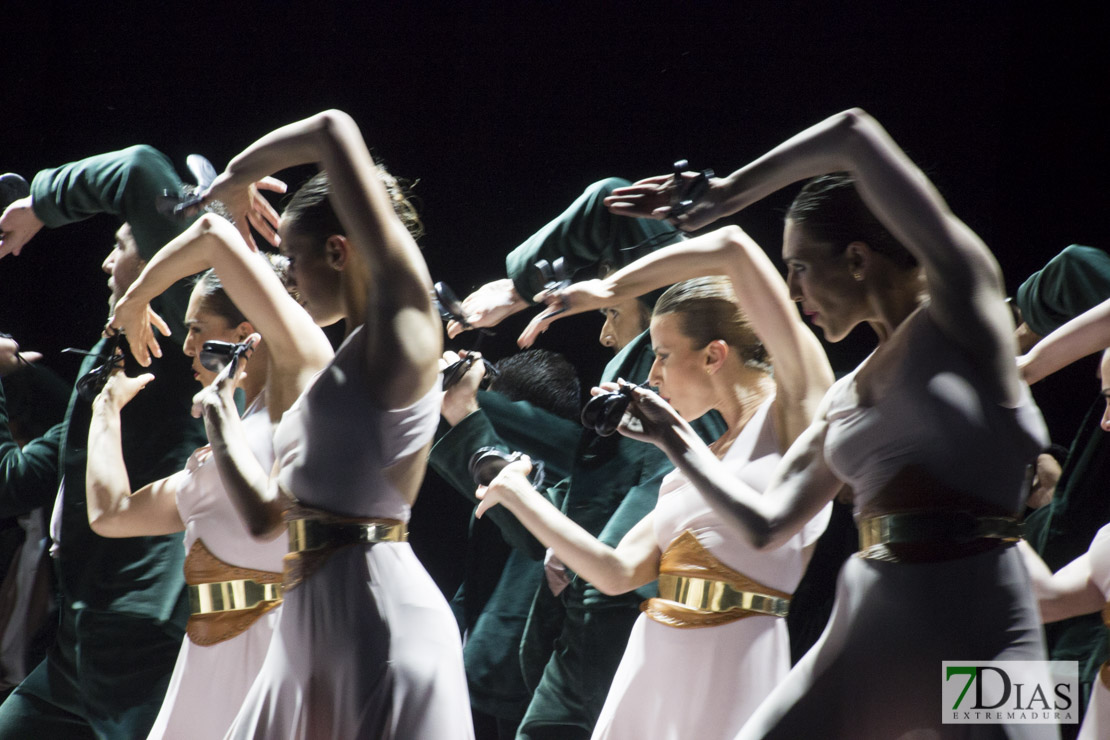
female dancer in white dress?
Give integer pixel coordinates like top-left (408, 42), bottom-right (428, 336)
top-left (584, 109), bottom-right (1051, 738)
top-left (89, 238), bottom-right (331, 739)
top-left (187, 111), bottom-right (471, 739)
top-left (480, 221), bottom-right (834, 739)
top-left (1019, 297), bottom-right (1110, 739)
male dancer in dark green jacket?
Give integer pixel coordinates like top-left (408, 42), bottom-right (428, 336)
top-left (0, 145), bottom-right (205, 738)
top-left (1016, 244), bottom-right (1110, 733)
top-left (435, 178), bottom-right (725, 739)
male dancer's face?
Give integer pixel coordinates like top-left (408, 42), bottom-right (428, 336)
top-left (599, 298), bottom-right (650, 353)
top-left (101, 224), bottom-right (145, 312)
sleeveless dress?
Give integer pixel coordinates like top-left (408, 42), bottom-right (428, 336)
top-left (737, 309), bottom-right (1053, 740)
top-left (225, 326), bottom-right (473, 740)
top-left (148, 393), bottom-right (286, 740)
top-left (1079, 524), bottom-right (1110, 740)
top-left (591, 398), bottom-right (830, 740)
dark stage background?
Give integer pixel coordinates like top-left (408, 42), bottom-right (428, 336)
top-left (2, 1), bottom-right (1108, 592)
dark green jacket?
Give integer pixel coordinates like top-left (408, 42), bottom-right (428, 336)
top-left (31, 145), bottom-right (194, 338)
top-left (505, 177), bottom-right (682, 305)
top-left (430, 396), bottom-right (580, 720)
top-left (0, 385), bottom-right (63, 521)
top-left (18, 145), bottom-right (205, 625)
top-left (1016, 244), bottom-right (1110, 720)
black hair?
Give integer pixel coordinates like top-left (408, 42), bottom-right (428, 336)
top-left (491, 349), bottom-right (581, 422)
top-left (787, 173), bottom-right (918, 270)
top-left (191, 252), bottom-right (291, 327)
top-left (193, 269), bottom-right (246, 328)
top-left (282, 168), bottom-right (424, 251)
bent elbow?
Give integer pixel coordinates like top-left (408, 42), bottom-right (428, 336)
top-left (837, 107), bottom-right (876, 134)
top-left (591, 578), bottom-right (632, 597)
top-left (88, 516), bottom-right (110, 538)
top-left (590, 576), bottom-right (627, 597)
top-left (193, 212), bottom-right (236, 240)
top-left (749, 517), bottom-right (791, 552)
top-left (314, 109), bottom-right (358, 141)
top-left (248, 512), bottom-right (286, 542)
top-left (587, 561), bottom-right (640, 596)
top-left (87, 508), bottom-right (122, 539)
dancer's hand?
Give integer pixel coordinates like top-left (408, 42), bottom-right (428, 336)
top-left (191, 333), bottom-right (258, 419)
top-left (94, 365), bottom-right (155, 413)
top-left (517, 279), bottom-right (615, 347)
top-left (0, 334), bottom-right (41, 376)
top-left (604, 380), bottom-right (690, 446)
top-left (603, 172), bottom-right (726, 232)
top-left (0, 197), bottom-right (44, 259)
top-left (199, 173), bottom-right (287, 250)
top-left (446, 279), bottom-right (527, 338)
top-left (108, 294), bottom-right (170, 367)
top-left (475, 457), bottom-right (534, 518)
top-left (440, 350), bottom-right (485, 426)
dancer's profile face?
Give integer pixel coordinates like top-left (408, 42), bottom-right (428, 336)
top-left (782, 219), bottom-right (863, 343)
top-left (599, 298), bottom-right (650, 353)
top-left (102, 224), bottom-right (145, 312)
top-left (648, 313), bottom-right (714, 421)
top-left (277, 218), bottom-right (343, 327)
top-left (182, 285), bottom-right (248, 386)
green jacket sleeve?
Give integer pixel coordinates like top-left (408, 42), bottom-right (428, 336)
top-left (430, 409), bottom-right (556, 560)
top-left (474, 391), bottom-right (579, 480)
top-left (1015, 245), bottom-right (1110, 337)
top-left (504, 178), bottom-right (682, 304)
top-left (0, 381), bottom-right (62, 518)
top-left (30, 145), bottom-right (193, 340)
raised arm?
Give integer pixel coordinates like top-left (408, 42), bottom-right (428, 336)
top-left (617, 384), bottom-right (841, 550)
top-left (111, 213), bottom-right (333, 419)
top-left (194, 345), bottom-right (285, 539)
top-left (613, 110), bottom-right (1019, 403)
top-left (1018, 541), bottom-right (1105, 624)
top-left (1018, 297), bottom-right (1110, 385)
top-left (521, 224), bottom-right (833, 445)
top-left (476, 460), bottom-right (662, 596)
top-left (86, 371), bottom-right (186, 537)
top-left (205, 110), bottom-right (439, 409)
top-left (447, 177), bottom-right (680, 337)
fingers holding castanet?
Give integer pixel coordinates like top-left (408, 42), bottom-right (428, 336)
top-left (474, 456), bottom-right (533, 519)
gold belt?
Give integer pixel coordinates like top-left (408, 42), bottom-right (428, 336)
top-left (657, 573), bottom-right (790, 618)
top-left (188, 579), bottom-right (283, 615)
top-left (287, 518), bottom-right (408, 553)
top-left (858, 512), bottom-right (1022, 562)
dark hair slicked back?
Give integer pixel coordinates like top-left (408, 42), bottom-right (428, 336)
top-left (787, 173), bottom-right (917, 270)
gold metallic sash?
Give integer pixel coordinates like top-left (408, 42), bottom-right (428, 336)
top-left (282, 501), bottom-right (407, 591)
top-left (857, 511), bottom-right (1022, 563)
top-left (183, 539), bottom-right (283, 646)
top-left (642, 530), bottom-right (792, 629)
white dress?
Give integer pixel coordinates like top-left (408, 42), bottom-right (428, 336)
top-left (738, 309), bottom-right (1052, 740)
top-left (591, 399), bottom-right (830, 740)
top-left (148, 393), bottom-right (285, 740)
top-left (1079, 524), bottom-right (1110, 740)
top-left (225, 326), bottom-right (473, 740)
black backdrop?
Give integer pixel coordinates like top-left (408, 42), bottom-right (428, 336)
top-left (2, 1), bottom-right (1108, 590)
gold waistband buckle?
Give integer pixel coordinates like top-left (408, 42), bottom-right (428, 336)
top-left (188, 579), bottom-right (283, 615)
top-left (287, 518), bottom-right (408, 553)
top-left (656, 573), bottom-right (790, 618)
